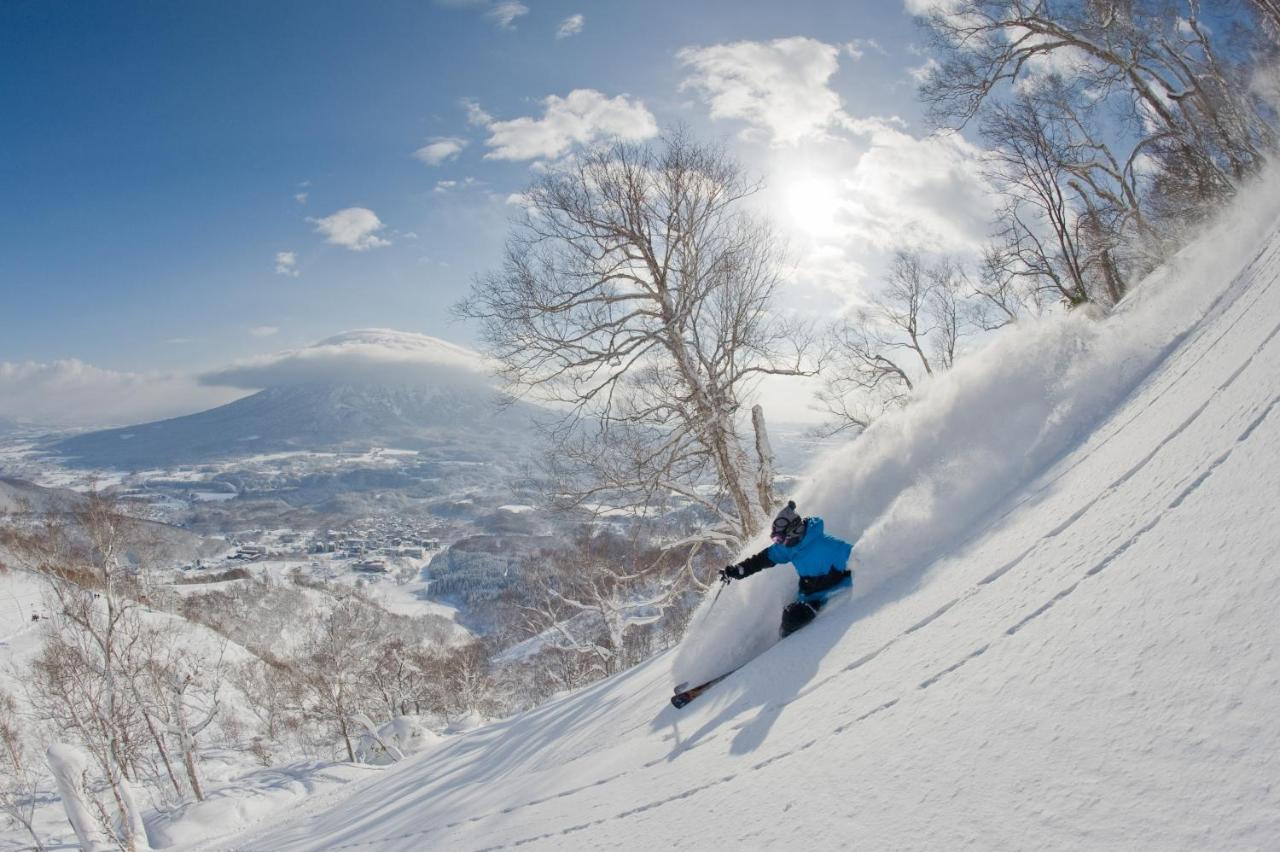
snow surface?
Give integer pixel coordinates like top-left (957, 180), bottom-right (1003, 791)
top-left (190, 167), bottom-right (1280, 850)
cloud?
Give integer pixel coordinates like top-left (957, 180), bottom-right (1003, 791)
top-left (414, 136), bottom-right (468, 166)
top-left (274, 251), bottom-right (299, 277)
top-left (484, 89), bottom-right (658, 161)
top-left (844, 124), bottom-right (994, 252)
top-left (678, 36), bottom-right (846, 145)
top-left (294, 192), bottom-right (308, 204)
top-left (902, 0), bottom-right (950, 12)
top-left (250, 326), bottom-right (280, 338)
top-left (844, 38), bottom-right (883, 60)
top-left (434, 177), bottom-right (477, 193)
top-left (461, 97), bottom-right (494, 127)
top-left (308, 207), bottom-right (391, 251)
top-left (771, 121), bottom-right (994, 306)
top-left (556, 13), bottom-right (584, 39)
top-left (0, 360), bottom-right (244, 428)
top-left (487, 0), bottom-right (528, 29)
top-left (199, 328), bottom-right (492, 391)
top-left (908, 56), bottom-right (941, 84)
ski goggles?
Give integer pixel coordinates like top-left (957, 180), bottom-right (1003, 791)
top-left (771, 517), bottom-right (802, 544)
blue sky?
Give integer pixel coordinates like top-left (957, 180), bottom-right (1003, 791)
top-left (1, 0), bottom-right (994, 425)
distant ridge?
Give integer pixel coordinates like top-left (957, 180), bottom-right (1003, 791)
top-left (49, 381), bottom-right (538, 469)
top-left (47, 329), bottom-right (541, 469)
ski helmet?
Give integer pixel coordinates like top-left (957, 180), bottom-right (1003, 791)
top-left (771, 500), bottom-right (804, 545)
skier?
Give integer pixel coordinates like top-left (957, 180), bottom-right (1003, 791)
top-left (720, 501), bottom-right (854, 637)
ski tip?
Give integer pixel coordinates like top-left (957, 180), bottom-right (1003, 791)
top-left (673, 681), bottom-right (689, 695)
top-left (670, 693), bottom-right (691, 709)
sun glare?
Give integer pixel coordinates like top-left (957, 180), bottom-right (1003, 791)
top-left (781, 174), bottom-right (844, 238)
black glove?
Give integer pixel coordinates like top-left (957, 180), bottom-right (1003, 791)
top-left (720, 564), bottom-right (745, 582)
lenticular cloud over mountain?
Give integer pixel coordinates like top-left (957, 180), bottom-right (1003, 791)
top-left (49, 329), bottom-right (524, 468)
top-left (199, 328), bottom-right (493, 391)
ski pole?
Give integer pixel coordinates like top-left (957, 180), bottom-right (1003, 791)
top-left (707, 572), bottom-right (730, 613)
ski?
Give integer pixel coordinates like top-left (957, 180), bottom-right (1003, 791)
top-left (670, 669), bottom-right (738, 709)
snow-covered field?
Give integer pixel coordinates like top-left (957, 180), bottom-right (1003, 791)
top-left (191, 172), bottom-right (1280, 850)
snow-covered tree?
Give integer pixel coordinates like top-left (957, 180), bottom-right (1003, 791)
top-left (514, 529), bottom-right (683, 677)
top-left (294, 599), bottom-right (381, 762)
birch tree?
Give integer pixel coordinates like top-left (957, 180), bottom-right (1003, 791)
top-left (157, 643), bottom-right (222, 802)
top-left (818, 251), bottom-right (977, 434)
top-left (457, 130), bottom-right (811, 551)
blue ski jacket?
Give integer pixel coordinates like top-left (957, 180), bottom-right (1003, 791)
top-left (731, 517), bottom-right (854, 598)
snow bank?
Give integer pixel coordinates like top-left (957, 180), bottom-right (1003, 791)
top-left (674, 165), bottom-right (1280, 688)
top-left (146, 761), bottom-right (377, 849)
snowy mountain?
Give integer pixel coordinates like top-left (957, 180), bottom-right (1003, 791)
top-left (48, 331), bottom-right (539, 469)
top-left (195, 174), bottom-right (1280, 849)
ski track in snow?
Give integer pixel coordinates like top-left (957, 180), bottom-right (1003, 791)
top-left (259, 233), bottom-right (1280, 852)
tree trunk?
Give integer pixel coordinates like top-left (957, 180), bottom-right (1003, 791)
top-left (142, 705), bottom-right (184, 799)
top-left (338, 715), bottom-right (355, 763)
top-left (168, 681), bottom-right (209, 802)
top-left (751, 405), bottom-right (778, 518)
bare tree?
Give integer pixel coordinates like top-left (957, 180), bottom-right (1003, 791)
top-left (916, 0), bottom-right (1274, 201)
top-left (989, 84), bottom-right (1137, 299)
top-left (457, 129), bottom-right (811, 551)
top-left (1250, 0), bottom-right (1280, 41)
top-left (818, 251), bottom-right (977, 434)
top-left (155, 640), bottom-right (222, 802)
top-left (368, 638), bottom-right (423, 719)
top-left (293, 599), bottom-right (380, 762)
top-left (229, 658), bottom-right (297, 752)
top-left (436, 642), bottom-right (497, 722)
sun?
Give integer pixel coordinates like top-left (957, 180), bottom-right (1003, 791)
top-left (780, 173), bottom-right (844, 238)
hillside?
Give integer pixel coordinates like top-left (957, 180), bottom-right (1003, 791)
top-left (193, 174), bottom-right (1280, 847)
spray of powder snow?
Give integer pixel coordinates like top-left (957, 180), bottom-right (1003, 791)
top-left (673, 165), bottom-right (1280, 689)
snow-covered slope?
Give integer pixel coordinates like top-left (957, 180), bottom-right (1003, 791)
top-left (206, 177), bottom-right (1280, 850)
